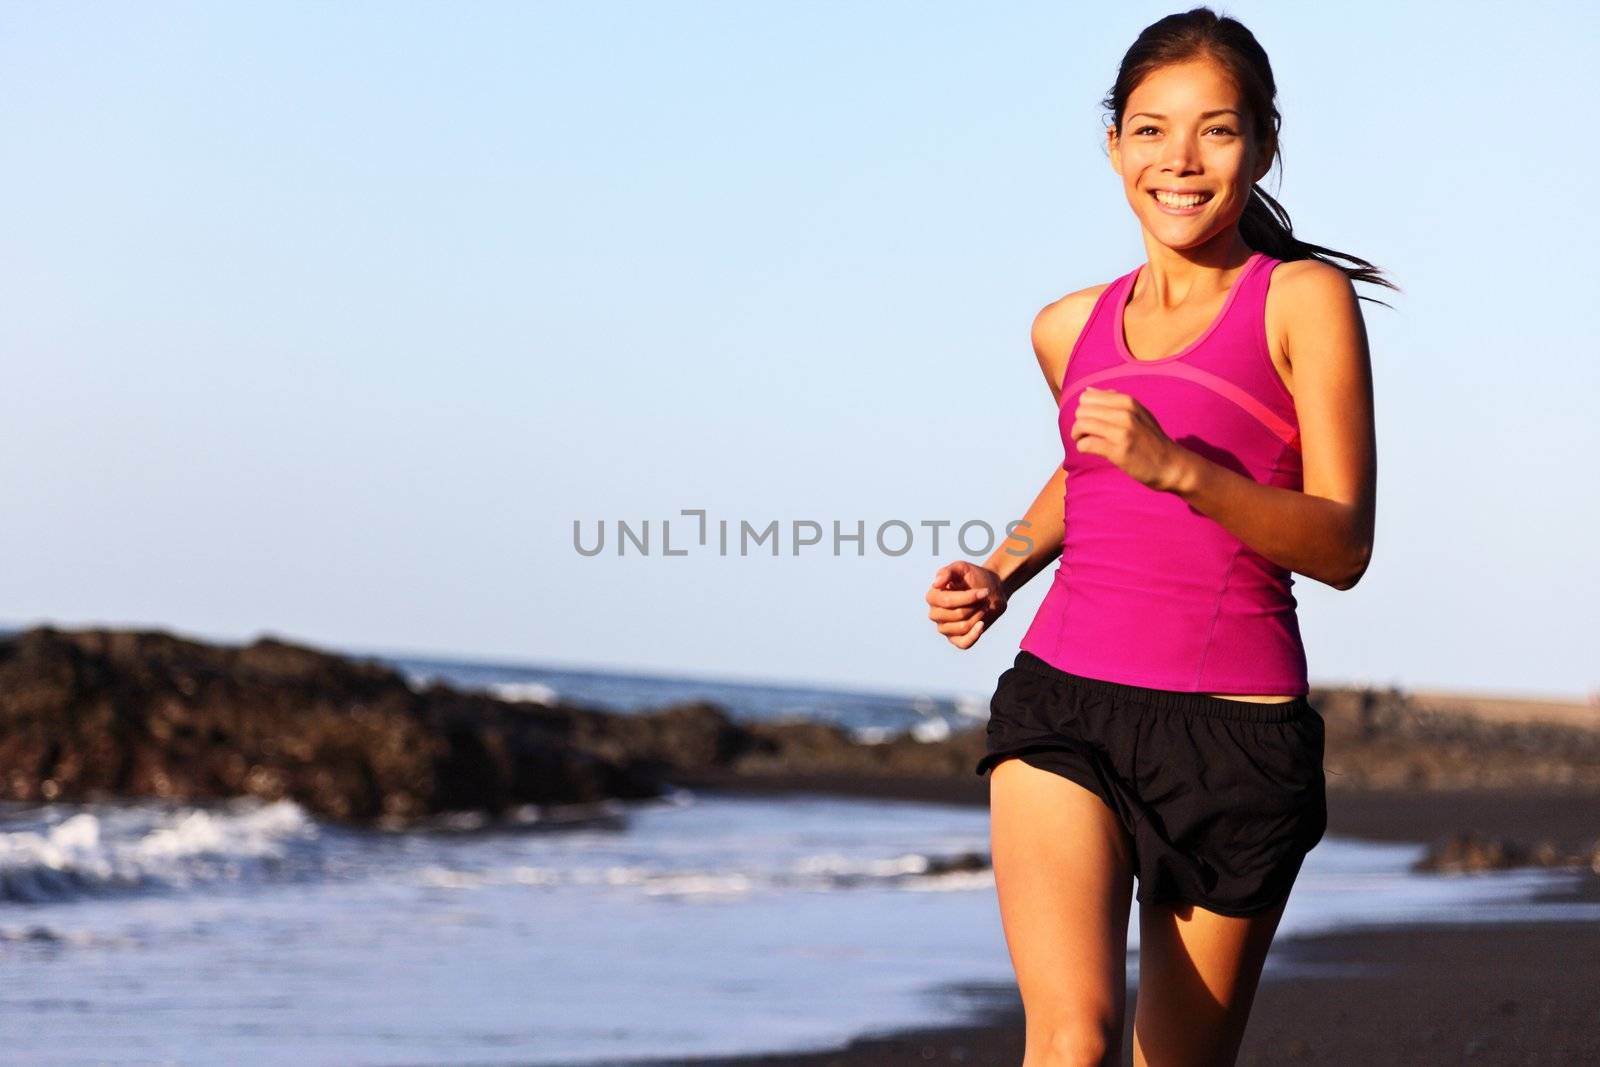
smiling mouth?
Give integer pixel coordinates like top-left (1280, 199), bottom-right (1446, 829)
top-left (1149, 189), bottom-right (1214, 208)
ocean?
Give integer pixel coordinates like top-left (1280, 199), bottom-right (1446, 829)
top-left (2, 650), bottom-right (1595, 1066)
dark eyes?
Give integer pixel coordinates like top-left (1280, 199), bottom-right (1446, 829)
top-left (1133, 125), bottom-right (1236, 137)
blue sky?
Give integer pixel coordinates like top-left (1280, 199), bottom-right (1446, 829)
top-left (3, 2), bottom-right (1596, 701)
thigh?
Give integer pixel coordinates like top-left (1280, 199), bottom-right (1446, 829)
top-left (1131, 894), bottom-right (1289, 1067)
top-left (989, 755), bottom-right (1137, 1057)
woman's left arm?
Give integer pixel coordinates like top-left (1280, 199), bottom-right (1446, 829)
top-left (1167, 261), bottom-right (1376, 589)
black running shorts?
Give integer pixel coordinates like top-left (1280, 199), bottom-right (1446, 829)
top-left (975, 650), bottom-right (1328, 917)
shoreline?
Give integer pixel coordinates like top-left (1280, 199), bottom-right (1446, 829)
top-left (672, 770), bottom-right (1600, 849)
top-left (611, 896), bottom-right (1600, 1066)
top-left (624, 775), bottom-right (1600, 1067)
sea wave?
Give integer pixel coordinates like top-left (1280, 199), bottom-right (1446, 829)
top-left (0, 798), bottom-right (324, 904)
top-left (408, 846), bottom-right (992, 899)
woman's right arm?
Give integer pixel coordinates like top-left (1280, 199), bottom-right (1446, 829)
top-left (982, 285), bottom-right (1105, 595)
top-left (984, 464), bottom-right (1066, 600)
top-left (927, 283), bottom-right (1108, 648)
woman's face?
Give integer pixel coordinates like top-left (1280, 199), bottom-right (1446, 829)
top-left (1108, 57), bottom-right (1271, 251)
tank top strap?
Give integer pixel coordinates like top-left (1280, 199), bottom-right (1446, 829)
top-left (1216, 250), bottom-right (1277, 343)
top-left (1060, 265), bottom-right (1143, 392)
top-left (1186, 251), bottom-right (1296, 425)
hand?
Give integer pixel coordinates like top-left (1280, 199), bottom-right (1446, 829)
top-left (925, 560), bottom-right (1006, 650)
top-left (1070, 386), bottom-right (1192, 493)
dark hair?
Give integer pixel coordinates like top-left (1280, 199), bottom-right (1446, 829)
top-left (1102, 6), bottom-right (1399, 307)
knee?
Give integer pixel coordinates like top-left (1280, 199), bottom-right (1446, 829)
top-left (1027, 1019), bottom-right (1118, 1067)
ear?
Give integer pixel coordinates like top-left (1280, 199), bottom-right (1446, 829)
top-left (1107, 125), bottom-right (1122, 176)
top-left (1251, 133), bottom-right (1276, 184)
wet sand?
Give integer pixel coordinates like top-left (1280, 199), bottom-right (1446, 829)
top-left (628, 777), bottom-right (1600, 1066)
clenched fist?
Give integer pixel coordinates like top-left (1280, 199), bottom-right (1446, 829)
top-left (925, 560), bottom-right (1006, 650)
top-left (1070, 386), bottom-right (1192, 493)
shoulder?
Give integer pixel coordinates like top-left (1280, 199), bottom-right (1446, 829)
top-left (1263, 257), bottom-right (1364, 365)
top-left (1032, 281), bottom-right (1115, 398)
top-left (1266, 256), bottom-right (1357, 306)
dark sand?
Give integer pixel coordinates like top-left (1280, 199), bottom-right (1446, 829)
top-left (625, 776), bottom-right (1600, 1066)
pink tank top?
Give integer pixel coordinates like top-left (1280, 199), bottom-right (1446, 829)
top-left (1018, 250), bottom-right (1309, 695)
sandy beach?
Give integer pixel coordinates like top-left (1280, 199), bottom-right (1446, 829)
top-left (622, 779), bottom-right (1600, 1067)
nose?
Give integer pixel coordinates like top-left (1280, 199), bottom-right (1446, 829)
top-left (1161, 130), bottom-right (1202, 175)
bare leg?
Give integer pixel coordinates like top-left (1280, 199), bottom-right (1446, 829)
top-left (1130, 894), bottom-right (1290, 1067)
top-left (989, 756), bottom-right (1137, 1066)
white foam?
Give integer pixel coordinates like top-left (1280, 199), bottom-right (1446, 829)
top-left (488, 680), bottom-right (559, 705)
top-left (0, 799), bottom-right (320, 903)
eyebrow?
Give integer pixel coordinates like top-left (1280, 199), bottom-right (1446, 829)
top-left (1127, 109), bottom-right (1240, 122)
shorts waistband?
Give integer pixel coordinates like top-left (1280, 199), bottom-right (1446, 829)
top-left (1013, 651), bottom-right (1311, 723)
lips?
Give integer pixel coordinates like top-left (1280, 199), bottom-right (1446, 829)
top-left (1147, 189), bottom-right (1214, 217)
top-left (1148, 189), bottom-right (1213, 203)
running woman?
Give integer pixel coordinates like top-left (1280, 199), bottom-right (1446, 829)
top-left (925, 9), bottom-right (1389, 1066)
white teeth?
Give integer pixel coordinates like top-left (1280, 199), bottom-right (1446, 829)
top-left (1153, 190), bottom-right (1208, 208)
